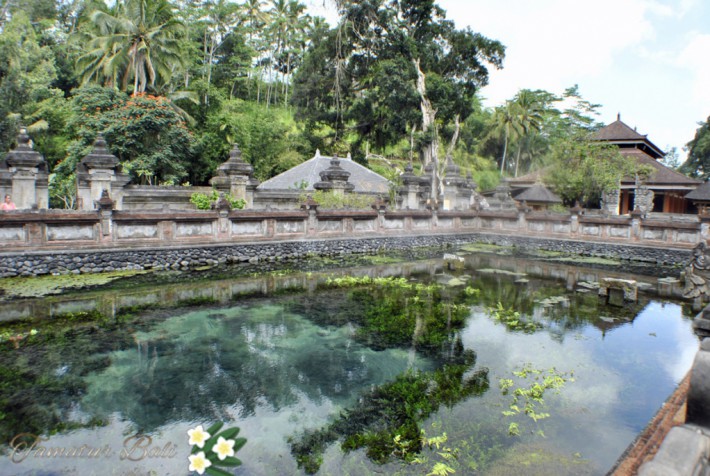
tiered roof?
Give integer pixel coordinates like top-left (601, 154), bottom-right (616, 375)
top-left (591, 114), bottom-right (665, 159)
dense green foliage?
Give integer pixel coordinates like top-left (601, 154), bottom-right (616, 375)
top-left (681, 116), bottom-right (710, 179)
top-left (190, 190), bottom-right (246, 209)
top-left (0, 0), bottom-right (700, 208)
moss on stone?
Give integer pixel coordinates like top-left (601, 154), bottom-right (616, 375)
top-left (0, 270), bottom-right (148, 299)
top-left (459, 243), bottom-right (514, 254)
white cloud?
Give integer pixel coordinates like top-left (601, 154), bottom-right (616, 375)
top-left (302, 0), bottom-right (710, 154)
top-left (676, 32), bottom-right (710, 103)
top-left (441, 0), bottom-right (659, 105)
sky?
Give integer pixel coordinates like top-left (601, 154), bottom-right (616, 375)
top-left (305, 0), bottom-right (710, 161)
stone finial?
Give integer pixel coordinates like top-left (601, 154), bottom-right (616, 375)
top-left (213, 192), bottom-right (231, 211)
top-left (5, 126), bottom-right (45, 169)
top-left (443, 154), bottom-right (465, 187)
top-left (300, 194), bottom-right (319, 210)
top-left (314, 156), bottom-right (355, 192)
top-left (315, 149), bottom-right (321, 158)
top-left (346, 152), bottom-right (352, 160)
top-left (80, 134), bottom-right (120, 170)
top-left (400, 162), bottom-right (419, 187)
top-left (216, 143), bottom-right (253, 177)
top-left (96, 189), bottom-right (115, 210)
top-left (493, 178), bottom-right (512, 201)
top-left (371, 196), bottom-right (387, 211)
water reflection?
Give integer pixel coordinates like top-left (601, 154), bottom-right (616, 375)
top-left (0, 251), bottom-right (698, 475)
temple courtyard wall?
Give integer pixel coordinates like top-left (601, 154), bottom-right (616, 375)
top-left (0, 207), bottom-right (702, 277)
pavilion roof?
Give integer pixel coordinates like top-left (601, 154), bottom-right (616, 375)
top-left (515, 183), bottom-right (562, 203)
top-left (619, 150), bottom-right (700, 186)
top-left (685, 181), bottom-right (710, 201)
top-left (591, 116), bottom-right (665, 159)
top-left (257, 151), bottom-right (390, 194)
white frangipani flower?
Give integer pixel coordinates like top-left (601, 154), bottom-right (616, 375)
top-left (187, 425), bottom-right (211, 448)
top-left (188, 451), bottom-right (212, 474)
top-left (212, 436), bottom-right (236, 460)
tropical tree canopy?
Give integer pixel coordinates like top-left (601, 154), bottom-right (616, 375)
top-left (681, 117), bottom-right (710, 179)
top-left (75, 0), bottom-right (186, 94)
top-left (0, 0), bottom-right (699, 210)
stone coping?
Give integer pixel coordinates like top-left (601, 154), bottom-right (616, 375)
top-left (315, 210), bottom-right (379, 220)
top-left (579, 216), bottom-right (633, 225)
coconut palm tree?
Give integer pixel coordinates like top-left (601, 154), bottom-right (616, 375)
top-left (76, 0), bottom-right (186, 95)
top-left (491, 101), bottom-right (523, 175)
top-left (511, 89), bottom-right (544, 177)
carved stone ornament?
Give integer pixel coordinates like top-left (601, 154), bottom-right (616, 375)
top-left (684, 241), bottom-right (710, 299)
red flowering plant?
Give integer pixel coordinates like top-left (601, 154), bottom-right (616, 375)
top-left (57, 86), bottom-right (194, 186)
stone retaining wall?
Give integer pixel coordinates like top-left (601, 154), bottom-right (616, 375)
top-left (0, 232), bottom-right (691, 278)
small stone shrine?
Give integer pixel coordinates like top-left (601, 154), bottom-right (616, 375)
top-left (0, 127), bottom-right (49, 209)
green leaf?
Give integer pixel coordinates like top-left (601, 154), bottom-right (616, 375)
top-left (205, 466), bottom-right (233, 476)
top-left (206, 422), bottom-right (224, 436)
top-left (216, 427), bottom-right (240, 440)
top-left (214, 456), bottom-right (242, 467)
top-left (232, 437), bottom-right (247, 452)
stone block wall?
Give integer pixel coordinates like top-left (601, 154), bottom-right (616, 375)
top-left (0, 207), bottom-right (703, 277)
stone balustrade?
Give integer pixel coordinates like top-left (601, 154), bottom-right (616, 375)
top-left (0, 207), bottom-right (706, 256)
top-left (0, 206), bottom-right (702, 278)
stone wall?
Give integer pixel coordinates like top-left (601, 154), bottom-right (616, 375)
top-left (0, 207), bottom-right (702, 277)
top-left (0, 229), bottom-right (693, 278)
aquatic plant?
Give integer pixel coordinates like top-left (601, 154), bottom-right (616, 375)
top-left (323, 276), bottom-right (473, 351)
top-left (289, 345), bottom-right (489, 474)
top-left (499, 364), bottom-right (574, 436)
top-left (487, 303), bottom-right (542, 333)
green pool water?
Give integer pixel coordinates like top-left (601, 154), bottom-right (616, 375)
top-left (0, 251), bottom-right (698, 475)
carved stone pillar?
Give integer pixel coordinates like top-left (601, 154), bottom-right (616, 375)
top-left (442, 154), bottom-right (468, 211)
top-left (601, 189), bottom-right (620, 215)
top-left (398, 163), bottom-right (420, 209)
top-left (96, 189), bottom-right (115, 238)
top-left (4, 127), bottom-right (48, 209)
top-left (76, 134), bottom-right (130, 210)
top-left (210, 144), bottom-right (260, 208)
top-left (633, 185), bottom-right (654, 215)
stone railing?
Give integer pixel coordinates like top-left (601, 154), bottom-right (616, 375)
top-left (1, 207), bottom-right (707, 254)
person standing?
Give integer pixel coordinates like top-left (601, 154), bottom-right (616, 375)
top-left (1, 194), bottom-right (16, 210)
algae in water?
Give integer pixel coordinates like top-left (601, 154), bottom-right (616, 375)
top-left (0, 270), bottom-right (147, 299)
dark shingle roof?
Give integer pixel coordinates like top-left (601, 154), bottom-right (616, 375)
top-left (508, 168), bottom-right (550, 186)
top-left (619, 150), bottom-right (701, 186)
top-left (592, 117), bottom-right (664, 158)
top-left (515, 183), bottom-right (562, 203)
top-left (257, 151), bottom-right (390, 194)
top-left (592, 119), bottom-right (647, 141)
top-left (685, 181), bottom-right (710, 201)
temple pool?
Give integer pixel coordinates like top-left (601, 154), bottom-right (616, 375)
top-left (0, 250), bottom-right (698, 475)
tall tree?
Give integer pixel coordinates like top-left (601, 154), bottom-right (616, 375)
top-left (511, 89), bottom-right (544, 177)
top-left (75, 0), bottom-right (186, 94)
top-left (489, 101), bottom-right (521, 175)
top-left (681, 117), bottom-right (710, 179)
top-left (292, 0), bottom-right (504, 164)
